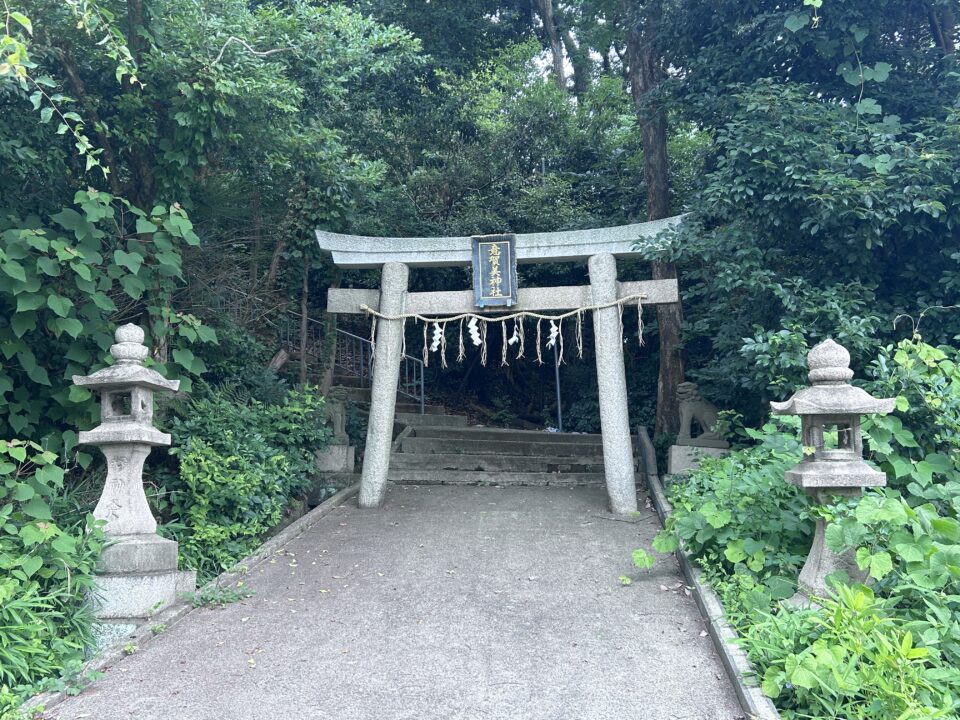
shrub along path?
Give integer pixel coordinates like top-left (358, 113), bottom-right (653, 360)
top-left (48, 485), bottom-right (742, 720)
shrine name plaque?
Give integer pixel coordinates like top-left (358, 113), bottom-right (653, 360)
top-left (472, 234), bottom-right (518, 308)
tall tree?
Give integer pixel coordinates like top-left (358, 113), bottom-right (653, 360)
top-left (622, 0), bottom-right (685, 437)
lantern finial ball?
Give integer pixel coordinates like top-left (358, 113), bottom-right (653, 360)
top-left (111, 323), bottom-right (149, 364)
top-left (808, 338), bottom-right (853, 384)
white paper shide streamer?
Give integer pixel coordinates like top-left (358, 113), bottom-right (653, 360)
top-left (361, 293), bottom-right (647, 368)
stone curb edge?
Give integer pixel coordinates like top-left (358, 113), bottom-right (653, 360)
top-left (27, 484), bottom-right (360, 716)
top-left (645, 474), bottom-right (781, 720)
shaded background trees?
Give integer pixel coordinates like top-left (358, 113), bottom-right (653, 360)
top-left (2, 0), bottom-right (958, 440)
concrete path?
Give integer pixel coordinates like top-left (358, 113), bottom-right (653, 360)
top-left (49, 486), bottom-right (743, 720)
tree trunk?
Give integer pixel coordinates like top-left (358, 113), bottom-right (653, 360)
top-left (537, 0), bottom-right (567, 90)
top-left (623, 0), bottom-right (685, 438)
top-left (562, 30), bottom-right (591, 98)
top-left (928, 3), bottom-right (956, 55)
top-left (264, 237), bottom-right (286, 295)
top-left (299, 254), bottom-right (309, 386)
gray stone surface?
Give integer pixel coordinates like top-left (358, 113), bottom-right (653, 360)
top-left (328, 279), bottom-right (678, 315)
top-left (388, 469), bottom-right (607, 486)
top-left (413, 426), bottom-right (605, 444)
top-left (90, 571), bottom-right (182, 619)
top-left (74, 324), bottom-right (194, 623)
top-left (667, 446), bottom-right (730, 475)
top-left (394, 411), bottom-right (469, 427)
top-left (771, 339), bottom-right (895, 604)
top-left (97, 535), bottom-right (178, 574)
top-left (676, 382), bottom-right (729, 449)
top-left (48, 485), bottom-right (742, 720)
top-left (314, 443), bottom-right (354, 473)
top-left (316, 216), bottom-right (684, 268)
top-left (589, 253), bottom-right (637, 515)
top-left (389, 451), bottom-right (606, 473)
top-left (359, 262), bottom-right (409, 508)
top-left (401, 437), bottom-right (605, 457)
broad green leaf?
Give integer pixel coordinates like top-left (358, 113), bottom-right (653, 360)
top-left (68, 385), bottom-right (92, 403)
top-left (34, 464), bottom-right (64, 485)
top-left (119, 274), bottom-right (146, 299)
top-left (11, 313), bottom-right (36, 337)
top-left (893, 542), bottom-right (924, 564)
top-left (53, 317), bottom-right (84, 338)
top-left (114, 249), bottom-right (144, 274)
top-left (784, 13), bottom-right (808, 32)
top-left (10, 11), bottom-right (33, 35)
top-left (21, 497), bottom-right (52, 520)
top-left (37, 255), bottom-right (62, 276)
top-left (931, 517), bottom-right (960, 542)
top-left (20, 555), bottom-right (43, 578)
top-left (46, 294), bottom-right (73, 317)
top-left (91, 291), bottom-right (117, 312)
top-left (632, 548), bottom-right (655, 569)
top-left (652, 531), bottom-right (678, 553)
top-left (51, 534), bottom-right (76, 554)
top-left (855, 98), bottom-right (883, 115)
top-left (12, 483), bottom-right (35, 501)
top-left (16, 294), bottom-right (45, 312)
top-left (8, 445), bottom-right (27, 462)
top-left (2, 261), bottom-right (27, 282)
top-left (136, 217), bottom-right (159, 234)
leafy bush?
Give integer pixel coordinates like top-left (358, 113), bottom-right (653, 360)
top-left (652, 337), bottom-right (960, 718)
top-left (0, 189), bottom-right (215, 449)
top-left (743, 585), bottom-right (959, 720)
top-left (654, 419), bottom-right (811, 581)
top-left (0, 440), bottom-right (103, 711)
top-left (158, 388), bottom-right (331, 582)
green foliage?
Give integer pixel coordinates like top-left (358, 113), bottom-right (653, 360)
top-left (676, 80), bottom-right (960, 419)
top-left (0, 440), bottom-right (103, 710)
top-left (654, 419), bottom-right (811, 580)
top-left (159, 389), bottom-right (332, 582)
top-left (744, 585), bottom-right (959, 719)
top-left (655, 338), bottom-right (960, 718)
top-left (0, 189), bottom-right (215, 448)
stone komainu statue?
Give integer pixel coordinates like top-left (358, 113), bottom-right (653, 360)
top-left (676, 382), bottom-right (729, 449)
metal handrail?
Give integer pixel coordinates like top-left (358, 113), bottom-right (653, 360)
top-left (335, 328), bottom-right (425, 413)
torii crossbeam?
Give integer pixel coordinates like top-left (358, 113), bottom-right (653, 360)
top-left (317, 218), bottom-right (682, 514)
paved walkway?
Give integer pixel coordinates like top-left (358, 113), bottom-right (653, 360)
top-left (49, 486), bottom-right (742, 720)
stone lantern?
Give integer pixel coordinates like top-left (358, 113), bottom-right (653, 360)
top-left (73, 324), bottom-right (195, 636)
top-left (770, 339), bottom-right (895, 603)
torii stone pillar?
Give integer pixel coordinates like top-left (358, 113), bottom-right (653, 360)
top-left (589, 253), bottom-right (637, 515)
top-left (317, 219), bottom-right (684, 514)
top-left (360, 261), bottom-right (409, 508)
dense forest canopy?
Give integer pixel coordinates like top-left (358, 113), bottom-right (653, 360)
top-left (2, 1), bottom-right (960, 714)
top-left (1, 0), bottom-right (958, 438)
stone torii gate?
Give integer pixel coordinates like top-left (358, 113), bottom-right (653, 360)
top-left (317, 218), bottom-right (681, 515)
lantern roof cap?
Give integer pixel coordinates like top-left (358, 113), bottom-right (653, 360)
top-left (72, 324), bottom-right (180, 393)
top-left (770, 339), bottom-right (894, 416)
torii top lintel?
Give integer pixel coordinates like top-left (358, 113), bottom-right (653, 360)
top-left (314, 216), bottom-right (683, 269)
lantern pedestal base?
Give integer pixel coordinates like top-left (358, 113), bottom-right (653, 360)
top-left (789, 488), bottom-right (868, 606)
top-left (91, 534), bottom-right (195, 621)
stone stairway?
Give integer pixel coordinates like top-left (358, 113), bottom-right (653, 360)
top-left (328, 375), bottom-right (614, 487)
top-left (389, 425), bottom-right (608, 487)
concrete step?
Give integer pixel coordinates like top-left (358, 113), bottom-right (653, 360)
top-left (411, 426), bottom-right (604, 445)
top-left (399, 436), bottom-right (605, 457)
top-left (331, 386), bottom-right (371, 402)
top-left (390, 452), bottom-right (605, 473)
top-left (331, 375), bottom-right (368, 388)
top-left (395, 403), bottom-right (446, 415)
top-left (395, 412), bottom-right (469, 427)
top-left (387, 469), bottom-right (606, 487)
